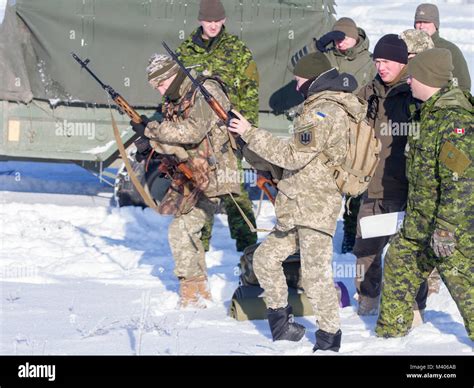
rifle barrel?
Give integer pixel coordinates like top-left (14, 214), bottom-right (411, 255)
top-left (71, 52), bottom-right (107, 90)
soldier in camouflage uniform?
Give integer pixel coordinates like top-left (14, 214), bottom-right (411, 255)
top-left (229, 52), bottom-right (367, 351)
top-left (176, 0), bottom-right (258, 252)
top-left (376, 48), bottom-right (473, 340)
top-left (289, 17), bottom-right (377, 254)
top-left (131, 54), bottom-right (240, 308)
top-left (400, 28), bottom-right (441, 304)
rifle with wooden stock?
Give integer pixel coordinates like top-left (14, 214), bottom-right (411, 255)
top-left (70, 52), bottom-right (194, 181)
top-left (162, 41), bottom-right (240, 150)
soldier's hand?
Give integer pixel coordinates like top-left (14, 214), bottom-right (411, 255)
top-left (227, 110), bottom-right (251, 136)
top-left (130, 115), bottom-right (150, 137)
top-left (430, 229), bottom-right (456, 258)
top-left (134, 137), bottom-right (152, 163)
top-left (316, 31), bottom-right (346, 52)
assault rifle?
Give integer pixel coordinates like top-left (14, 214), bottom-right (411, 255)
top-left (70, 52), bottom-right (193, 180)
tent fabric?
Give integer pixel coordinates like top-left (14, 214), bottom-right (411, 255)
top-left (0, 0), bottom-right (335, 110)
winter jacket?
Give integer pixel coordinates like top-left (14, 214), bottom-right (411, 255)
top-left (403, 85), bottom-right (473, 258)
top-left (324, 28), bottom-right (377, 92)
top-left (358, 72), bottom-right (417, 201)
top-left (431, 31), bottom-right (471, 92)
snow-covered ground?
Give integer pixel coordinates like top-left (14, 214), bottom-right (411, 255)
top-left (1, 0), bottom-right (473, 355)
top-left (1, 160), bottom-right (472, 355)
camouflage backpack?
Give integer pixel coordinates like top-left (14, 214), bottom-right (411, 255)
top-left (317, 97), bottom-right (381, 197)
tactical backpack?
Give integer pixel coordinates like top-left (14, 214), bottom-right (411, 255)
top-left (318, 100), bottom-right (381, 197)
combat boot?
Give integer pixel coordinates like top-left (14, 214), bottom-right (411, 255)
top-left (267, 305), bottom-right (305, 342)
top-left (179, 275), bottom-right (211, 308)
top-left (355, 293), bottom-right (379, 316)
top-left (313, 329), bottom-right (342, 352)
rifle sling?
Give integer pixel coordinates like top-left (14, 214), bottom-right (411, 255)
top-left (110, 111), bottom-right (160, 212)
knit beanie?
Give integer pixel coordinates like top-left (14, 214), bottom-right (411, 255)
top-left (407, 48), bottom-right (453, 87)
top-left (198, 0), bottom-right (226, 21)
top-left (147, 54), bottom-right (179, 83)
top-left (332, 17), bottom-right (359, 40)
top-left (293, 52), bottom-right (332, 79)
top-left (373, 34), bottom-right (408, 64)
top-left (414, 3), bottom-right (440, 30)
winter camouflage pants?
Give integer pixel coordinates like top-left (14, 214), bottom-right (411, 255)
top-left (253, 227), bottom-right (340, 334)
top-left (201, 189), bottom-right (257, 252)
top-left (168, 197), bottom-right (219, 280)
top-left (376, 234), bottom-right (474, 340)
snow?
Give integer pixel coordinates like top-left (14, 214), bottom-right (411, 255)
top-left (1, 161), bottom-right (472, 355)
top-left (0, 0), bottom-right (473, 355)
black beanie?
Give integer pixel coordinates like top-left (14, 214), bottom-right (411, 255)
top-left (293, 52), bottom-right (332, 79)
top-left (373, 34), bottom-right (408, 64)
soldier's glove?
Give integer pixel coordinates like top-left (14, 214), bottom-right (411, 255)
top-left (316, 31), bottom-right (346, 52)
top-left (130, 115), bottom-right (150, 137)
top-left (430, 229), bottom-right (456, 258)
top-left (134, 137), bottom-right (153, 163)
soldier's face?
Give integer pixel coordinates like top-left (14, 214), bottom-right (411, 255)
top-left (375, 59), bottom-right (406, 83)
top-left (415, 22), bottom-right (437, 37)
top-left (335, 36), bottom-right (357, 52)
top-left (407, 75), bottom-right (428, 101)
top-left (150, 74), bottom-right (178, 96)
top-left (200, 19), bottom-right (226, 39)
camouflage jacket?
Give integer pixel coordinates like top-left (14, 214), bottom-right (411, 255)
top-left (176, 26), bottom-right (259, 125)
top-left (144, 76), bottom-right (240, 198)
top-left (241, 90), bottom-right (367, 236)
top-left (402, 85), bottom-right (473, 255)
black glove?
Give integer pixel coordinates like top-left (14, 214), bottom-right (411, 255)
top-left (130, 115), bottom-right (150, 137)
top-left (134, 137), bottom-right (152, 163)
top-left (316, 31), bottom-right (345, 52)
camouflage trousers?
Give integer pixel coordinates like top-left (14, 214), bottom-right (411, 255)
top-left (254, 227), bottom-right (340, 333)
top-left (168, 197), bottom-right (219, 280)
top-left (201, 188), bottom-right (257, 252)
top-left (376, 234), bottom-right (474, 340)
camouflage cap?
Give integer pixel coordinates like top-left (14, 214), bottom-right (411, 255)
top-left (146, 54), bottom-right (179, 83)
top-left (400, 29), bottom-right (434, 55)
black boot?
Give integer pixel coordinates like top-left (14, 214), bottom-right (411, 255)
top-left (312, 329), bottom-right (342, 352)
top-left (267, 305), bottom-right (305, 342)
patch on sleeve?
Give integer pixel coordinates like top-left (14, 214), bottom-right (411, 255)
top-left (244, 60), bottom-right (259, 82)
top-left (439, 141), bottom-right (471, 176)
top-left (294, 123), bottom-right (317, 151)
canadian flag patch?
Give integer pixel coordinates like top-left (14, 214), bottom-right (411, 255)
top-left (454, 128), bottom-right (465, 135)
